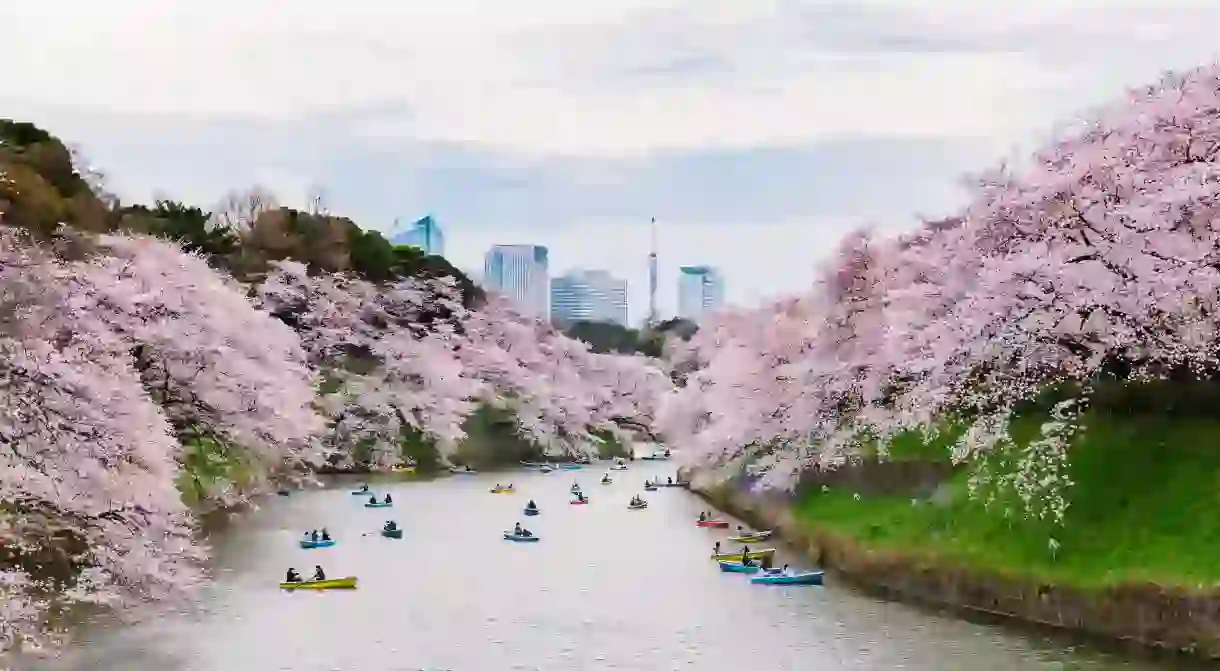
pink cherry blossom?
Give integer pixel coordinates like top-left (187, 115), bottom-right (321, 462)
top-left (661, 63), bottom-right (1220, 522)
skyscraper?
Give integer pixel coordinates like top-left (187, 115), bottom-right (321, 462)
top-left (482, 245), bottom-right (550, 317)
top-left (677, 266), bottom-right (725, 321)
top-left (390, 215), bottom-right (445, 257)
top-left (550, 270), bottom-right (629, 326)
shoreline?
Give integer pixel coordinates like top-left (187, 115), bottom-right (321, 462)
top-left (684, 472), bottom-right (1220, 662)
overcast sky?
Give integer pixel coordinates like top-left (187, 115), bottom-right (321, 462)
top-left (4, 1), bottom-right (1220, 323)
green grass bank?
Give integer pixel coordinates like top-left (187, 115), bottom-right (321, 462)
top-left (691, 405), bottom-right (1220, 658)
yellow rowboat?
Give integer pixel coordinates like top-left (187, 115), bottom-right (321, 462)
top-left (711, 548), bottom-right (776, 562)
top-left (490, 487), bottom-right (515, 494)
top-left (730, 536), bottom-right (768, 544)
top-left (279, 576), bottom-right (357, 590)
top-left (392, 465), bottom-right (416, 473)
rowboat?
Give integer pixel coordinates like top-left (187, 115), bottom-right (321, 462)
top-left (696, 519), bottom-right (729, 528)
top-left (490, 487), bottom-right (515, 494)
top-left (750, 571), bottom-right (824, 586)
top-left (380, 528), bottom-right (403, 539)
top-left (449, 468), bottom-right (477, 475)
top-left (364, 501), bottom-right (392, 508)
top-left (503, 532), bottom-right (540, 542)
top-left (627, 501), bottom-right (648, 510)
top-left (559, 464), bottom-right (582, 470)
top-left (570, 498), bottom-right (589, 505)
top-left (299, 538), bottom-right (335, 549)
top-left (279, 576), bottom-right (357, 590)
top-left (711, 548), bottom-right (776, 562)
top-left (728, 530), bottom-right (774, 543)
top-left (599, 479), bottom-right (612, 485)
top-left (350, 490), bottom-right (371, 495)
top-left (524, 507), bottom-right (540, 516)
top-left (392, 464), bottom-right (416, 473)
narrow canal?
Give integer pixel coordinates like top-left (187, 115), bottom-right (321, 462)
top-left (37, 461), bottom-right (1205, 670)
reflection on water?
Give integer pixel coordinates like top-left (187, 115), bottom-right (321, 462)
top-left (24, 463), bottom-right (1210, 670)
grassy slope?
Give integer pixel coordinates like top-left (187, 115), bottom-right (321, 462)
top-left (794, 412), bottom-right (1220, 589)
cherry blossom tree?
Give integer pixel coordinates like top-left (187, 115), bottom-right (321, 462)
top-left (0, 228), bottom-right (204, 655)
top-left (57, 235), bottom-right (325, 504)
top-left (256, 263), bottom-right (669, 466)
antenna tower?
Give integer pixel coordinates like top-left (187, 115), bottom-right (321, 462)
top-left (647, 217), bottom-right (658, 326)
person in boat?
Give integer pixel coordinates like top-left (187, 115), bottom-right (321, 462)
top-left (740, 544), bottom-right (751, 564)
top-left (383, 520), bottom-right (397, 532)
top-left (465, 465), bottom-right (473, 472)
top-left (357, 484), bottom-right (368, 492)
top-left (321, 528), bottom-right (331, 541)
top-left (698, 511), bottom-right (707, 522)
top-left (667, 477), bottom-right (673, 485)
top-left (737, 525), bottom-right (745, 534)
top-left (514, 522), bottom-right (523, 535)
top-left (577, 493), bottom-right (587, 503)
top-left (527, 499), bottom-right (537, 510)
top-left (368, 494), bottom-right (377, 505)
top-left (384, 493), bottom-right (392, 504)
top-left (312, 565), bottom-right (325, 581)
top-left (310, 529), bottom-right (319, 542)
top-left (286, 567), bottom-right (301, 583)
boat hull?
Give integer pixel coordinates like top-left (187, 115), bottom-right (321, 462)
top-left (570, 499), bottom-right (589, 505)
top-left (503, 533), bottom-right (540, 542)
top-left (299, 539), bottom-right (335, 549)
top-left (711, 548), bottom-right (777, 561)
top-left (380, 528), bottom-right (403, 539)
top-left (627, 503), bottom-right (648, 510)
top-left (718, 561), bottom-right (762, 574)
top-left (490, 488), bottom-right (515, 494)
top-left (728, 531), bottom-right (774, 543)
top-left (524, 508), bottom-right (540, 516)
top-left (696, 520), bottom-right (729, 528)
top-left (279, 576), bottom-right (357, 590)
top-left (750, 571), bottom-right (824, 586)
top-left (364, 502), bottom-right (392, 508)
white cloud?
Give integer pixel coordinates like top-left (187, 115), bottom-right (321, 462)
top-left (9, 0), bottom-right (1219, 159)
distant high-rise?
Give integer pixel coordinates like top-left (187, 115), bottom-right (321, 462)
top-left (390, 215), bottom-right (445, 257)
top-left (551, 270), bottom-right (628, 326)
top-left (483, 245), bottom-right (550, 317)
top-left (677, 266), bottom-right (725, 322)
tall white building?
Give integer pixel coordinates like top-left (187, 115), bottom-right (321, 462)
top-left (550, 270), bottom-right (628, 326)
top-left (677, 265), bottom-right (725, 322)
top-left (482, 245), bottom-right (550, 317)
top-left (390, 215), bottom-right (445, 257)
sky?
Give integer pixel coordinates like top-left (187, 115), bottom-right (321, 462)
top-left (4, 1), bottom-right (1220, 323)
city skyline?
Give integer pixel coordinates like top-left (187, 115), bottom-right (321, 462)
top-left (475, 237), bottom-right (723, 323)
